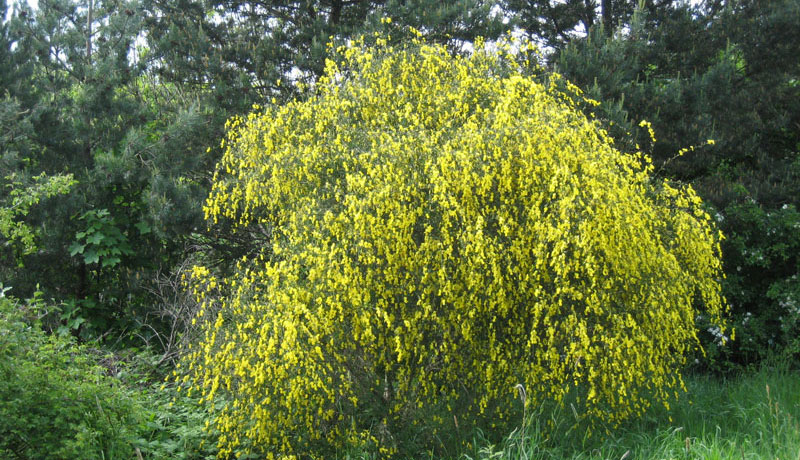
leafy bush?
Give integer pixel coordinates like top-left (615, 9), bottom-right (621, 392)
top-left (132, 380), bottom-right (220, 460)
top-left (0, 289), bottom-right (221, 460)
top-left (700, 197), bottom-right (800, 368)
top-left (0, 293), bottom-right (141, 459)
top-left (0, 172), bottom-right (75, 261)
top-left (183, 36), bottom-right (727, 458)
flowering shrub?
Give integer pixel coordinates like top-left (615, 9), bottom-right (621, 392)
top-left (182, 36), bottom-right (727, 458)
top-left (702, 199), bottom-right (800, 367)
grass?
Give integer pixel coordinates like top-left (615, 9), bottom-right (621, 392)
top-left (459, 365), bottom-right (800, 460)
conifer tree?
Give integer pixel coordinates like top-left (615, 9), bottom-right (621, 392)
top-left (2, 0), bottom-right (211, 340)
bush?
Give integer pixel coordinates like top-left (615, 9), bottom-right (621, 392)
top-left (0, 293), bottom-right (141, 460)
top-left (0, 289), bottom-right (221, 460)
top-left (183, 36), bottom-right (727, 458)
top-left (132, 380), bottom-right (220, 460)
top-left (700, 197), bottom-right (800, 369)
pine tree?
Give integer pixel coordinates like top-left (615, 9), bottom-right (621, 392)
top-left (142, 0), bottom-right (506, 105)
top-left (3, 0), bottom-right (212, 342)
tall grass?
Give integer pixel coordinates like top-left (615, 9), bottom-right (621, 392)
top-left (462, 366), bottom-right (800, 460)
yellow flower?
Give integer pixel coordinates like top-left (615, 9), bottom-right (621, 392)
top-left (178, 34), bottom-right (726, 459)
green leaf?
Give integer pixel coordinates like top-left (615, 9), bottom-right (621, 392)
top-left (86, 233), bottom-right (105, 245)
top-left (70, 316), bottom-right (86, 330)
top-left (83, 248), bottom-right (99, 265)
top-left (69, 242), bottom-right (85, 256)
top-left (102, 256), bottom-right (121, 268)
top-left (134, 220), bottom-right (151, 235)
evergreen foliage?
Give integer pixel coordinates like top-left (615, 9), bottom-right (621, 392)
top-left (184, 37), bottom-right (727, 458)
top-left (503, 0), bottom-right (671, 50)
top-left (1, 0), bottom-right (213, 341)
top-left (1, 0), bottom-right (508, 345)
top-left (142, 0), bottom-right (506, 104)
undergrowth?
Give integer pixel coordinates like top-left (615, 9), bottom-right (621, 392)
top-left (458, 365), bottom-right (800, 460)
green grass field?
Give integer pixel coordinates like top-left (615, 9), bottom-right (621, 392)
top-left (456, 366), bottom-right (800, 460)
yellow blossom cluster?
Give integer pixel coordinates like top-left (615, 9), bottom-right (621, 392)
top-left (183, 35), bottom-right (727, 458)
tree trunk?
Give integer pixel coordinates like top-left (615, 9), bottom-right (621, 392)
top-left (330, 0), bottom-right (342, 26)
top-left (86, 0), bottom-right (93, 62)
top-left (601, 0), bottom-right (613, 34)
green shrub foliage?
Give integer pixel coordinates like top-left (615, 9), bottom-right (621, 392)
top-left (0, 291), bottom-right (221, 460)
top-left (183, 36), bottom-right (727, 458)
top-left (704, 199), bottom-right (800, 367)
top-left (0, 294), bottom-right (140, 459)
